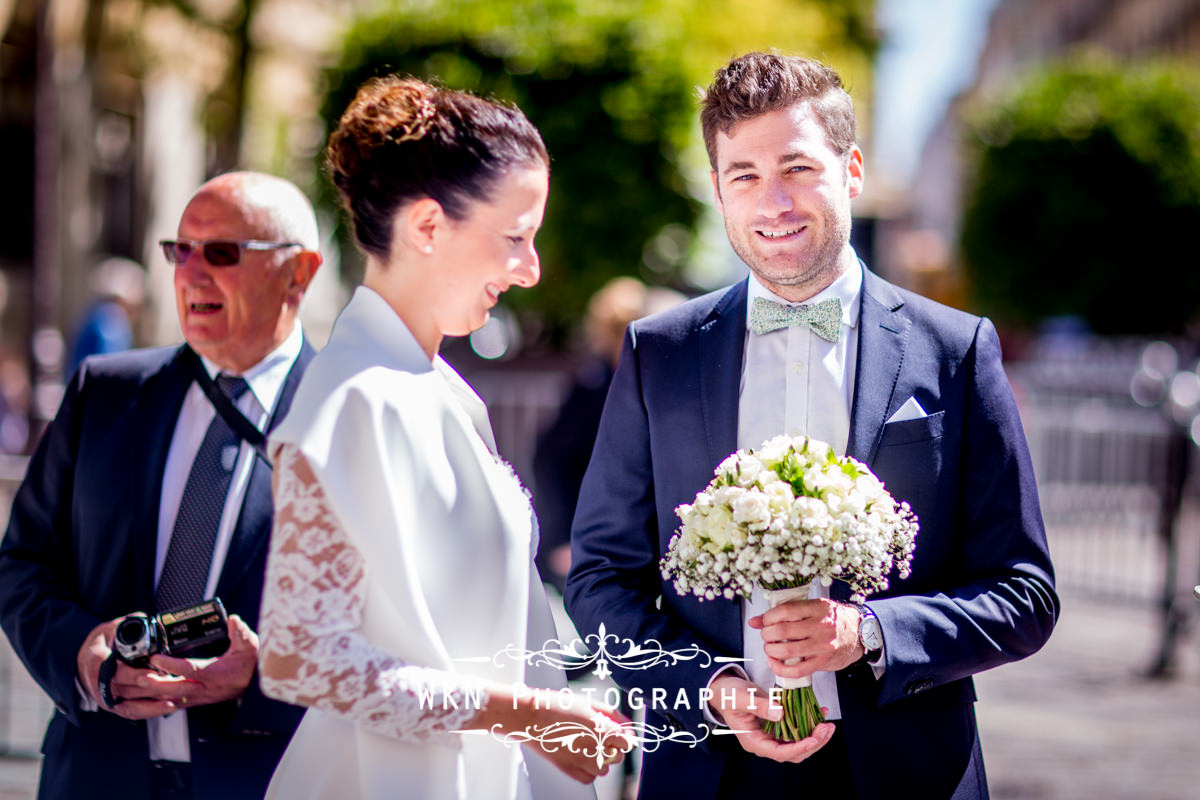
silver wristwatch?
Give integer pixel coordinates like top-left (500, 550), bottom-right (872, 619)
top-left (856, 604), bottom-right (883, 663)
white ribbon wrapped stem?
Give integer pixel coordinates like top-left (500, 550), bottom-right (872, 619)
top-left (764, 584), bottom-right (813, 689)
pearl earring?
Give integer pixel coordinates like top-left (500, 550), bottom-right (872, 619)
top-left (423, 245), bottom-right (433, 254)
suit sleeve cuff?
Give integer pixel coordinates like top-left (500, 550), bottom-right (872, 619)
top-left (867, 642), bottom-right (886, 679)
top-left (701, 663), bottom-right (751, 727)
top-left (75, 676), bottom-right (99, 712)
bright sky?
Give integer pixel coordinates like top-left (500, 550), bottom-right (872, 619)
top-left (871, 0), bottom-right (999, 188)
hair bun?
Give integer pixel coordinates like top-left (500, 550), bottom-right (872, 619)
top-left (362, 78), bottom-right (438, 145)
top-left (327, 77), bottom-right (438, 188)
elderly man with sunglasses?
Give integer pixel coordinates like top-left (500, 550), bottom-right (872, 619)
top-left (0, 171), bottom-right (322, 800)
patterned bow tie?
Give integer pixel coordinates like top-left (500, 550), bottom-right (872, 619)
top-left (749, 296), bottom-right (842, 342)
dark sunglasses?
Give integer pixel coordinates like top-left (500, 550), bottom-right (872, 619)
top-left (159, 239), bottom-right (303, 267)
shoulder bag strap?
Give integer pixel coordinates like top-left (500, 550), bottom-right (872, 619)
top-left (182, 346), bottom-right (270, 466)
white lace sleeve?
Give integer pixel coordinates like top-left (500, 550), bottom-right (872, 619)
top-left (259, 443), bottom-right (485, 742)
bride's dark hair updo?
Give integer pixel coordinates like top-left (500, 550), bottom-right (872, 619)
top-left (326, 76), bottom-right (550, 259)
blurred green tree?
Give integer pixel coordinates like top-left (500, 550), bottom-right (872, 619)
top-left (960, 57), bottom-right (1200, 335)
top-left (319, 0), bottom-right (876, 346)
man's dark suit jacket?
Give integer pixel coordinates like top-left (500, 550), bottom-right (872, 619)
top-left (565, 268), bottom-right (1059, 799)
top-left (0, 342), bottom-right (312, 800)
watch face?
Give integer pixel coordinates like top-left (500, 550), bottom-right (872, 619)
top-left (861, 616), bottom-right (883, 651)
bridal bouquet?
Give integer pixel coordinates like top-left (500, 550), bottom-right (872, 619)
top-left (660, 434), bottom-right (918, 742)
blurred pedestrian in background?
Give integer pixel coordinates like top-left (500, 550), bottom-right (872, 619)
top-left (0, 271), bottom-right (31, 454)
top-left (67, 256), bottom-right (147, 377)
top-left (533, 276), bottom-right (684, 591)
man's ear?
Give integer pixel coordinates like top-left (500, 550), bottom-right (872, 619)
top-left (846, 146), bottom-right (864, 200)
top-left (286, 250), bottom-right (322, 305)
top-left (710, 170), bottom-right (724, 211)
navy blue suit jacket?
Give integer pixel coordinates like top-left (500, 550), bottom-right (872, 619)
top-left (565, 269), bottom-right (1058, 799)
top-left (0, 342), bottom-right (312, 800)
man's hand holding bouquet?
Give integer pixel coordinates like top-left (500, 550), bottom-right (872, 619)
top-left (661, 434), bottom-right (918, 742)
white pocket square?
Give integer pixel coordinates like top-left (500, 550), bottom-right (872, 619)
top-left (886, 396), bottom-right (927, 424)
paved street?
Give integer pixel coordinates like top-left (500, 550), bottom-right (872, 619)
top-left (0, 758), bottom-right (34, 800)
top-left (976, 592), bottom-right (1200, 800)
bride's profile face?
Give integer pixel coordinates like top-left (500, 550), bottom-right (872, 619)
top-left (432, 165), bottom-right (548, 337)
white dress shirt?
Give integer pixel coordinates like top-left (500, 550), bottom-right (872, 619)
top-left (737, 263), bottom-right (861, 720)
top-left (148, 323), bottom-right (304, 762)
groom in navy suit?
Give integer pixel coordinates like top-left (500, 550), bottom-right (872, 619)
top-left (0, 172), bottom-right (321, 800)
top-left (565, 53), bottom-right (1058, 799)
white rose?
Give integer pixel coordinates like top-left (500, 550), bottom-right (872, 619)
top-left (756, 436), bottom-right (792, 466)
top-left (732, 490), bottom-right (772, 531)
top-left (840, 492), bottom-right (867, 516)
top-left (763, 480), bottom-right (795, 512)
top-left (871, 495), bottom-right (897, 516)
top-left (735, 455), bottom-right (765, 488)
top-left (790, 496), bottom-right (830, 528)
top-left (804, 468), bottom-right (832, 495)
top-left (701, 505), bottom-right (735, 548)
top-left (827, 470), bottom-right (854, 495)
top-left (756, 465), bottom-right (784, 486)
top-left (712, 485), bottom-right (744, 507)
top-left (855, 473), bottom-right (885, 502)
top-left (716, 453), bottom-right (741, 482)
top-left (803, 438), bottom-right (832, 461)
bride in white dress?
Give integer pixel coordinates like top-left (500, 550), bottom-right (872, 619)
top-left (258, 77), bottom-right (627, 799)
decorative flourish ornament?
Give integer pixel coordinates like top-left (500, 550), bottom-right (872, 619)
top-left (460, 719), bottom-right (751, 762)
top-left (469, 622), bottom-right (715, 681)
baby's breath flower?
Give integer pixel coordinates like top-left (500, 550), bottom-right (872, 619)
top-left (660, 434), bottom-right (919, 604)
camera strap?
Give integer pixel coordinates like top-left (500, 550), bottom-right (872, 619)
top-left (97, 652), bottom-right (123, 707)
top-left (182, 347), bottom-right (270, 466)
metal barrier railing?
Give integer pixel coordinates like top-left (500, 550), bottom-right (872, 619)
top-left (1016, 395), bottom-right (1174, 606)
top-left (1011, 349), bottom-right (1200, 675)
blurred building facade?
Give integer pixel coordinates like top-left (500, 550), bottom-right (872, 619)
top-left (875, 0), bottom-right (1200, 308)
top-left (899, 0), bottom-right (1200, 673)
top-left (0, 0), bottom-right (354, 449)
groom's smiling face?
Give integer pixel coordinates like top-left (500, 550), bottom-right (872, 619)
top-left (711, 101), bottom-right (863, 303)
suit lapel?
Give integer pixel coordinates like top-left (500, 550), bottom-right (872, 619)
top-left (695, 281), bottom-right (748, 651)
top-left (215, 338), bottom-right (315, 599)
top-left (129, 347), bottom-right (193, 605)
top-left (698, 280), bottom-right (748, 472)
top-left (834, 270), bottom-right (910, 605)
top-left (847, 268), bottom-right (911, 466)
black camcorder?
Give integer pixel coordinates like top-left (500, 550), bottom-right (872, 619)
top-left (98, 598), bottom-right (231, 707)
top-left (112, 598), bottom-right (231, 667)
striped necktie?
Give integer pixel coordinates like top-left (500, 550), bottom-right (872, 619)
top-left (156, 374), bottom-right (249, 611)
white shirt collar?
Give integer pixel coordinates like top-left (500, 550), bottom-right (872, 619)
top-left (745, 253), bottom-right (863, 331)
top-left (197, 321), bottom-right (304, 416)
